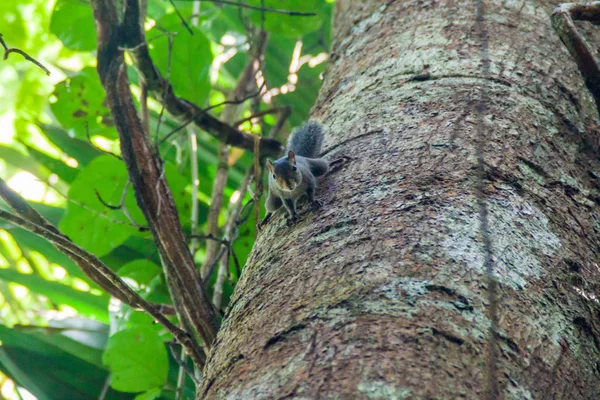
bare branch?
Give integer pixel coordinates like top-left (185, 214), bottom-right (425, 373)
top-left (92, 0), bottom-right (219, 350)
top-left (168, 0), bottom-right (194, 35)
top-left (116, 5), bottom-right (282, 156)
top-left (202, 30), bottom-right (269, 279)
top-left (0, 179), bottom-right (206, 368)
top-left (203, 0), bottom-right (317, 16)
top-left (0, 33), bottom-right (50, 75)
top-left (552, 2), bottom-right (600, 116)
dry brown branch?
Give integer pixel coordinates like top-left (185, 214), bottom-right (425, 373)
top-left (0, 179), bottom-right (206, 367)
top-left (201, 30), bottom-right (269, 280)
top-left (0, 33), bottom-right (50, 75)
top-left (117, 3), bottom-right (282, 156)
top-left (91, 0), bottom-right (219, 353)
top-left (552, 2), bottom-right (600, 116)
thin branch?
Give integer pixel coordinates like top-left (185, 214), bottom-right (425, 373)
top-left (118, 11), bottom-right (282, 156)
top-left (234, 105), bottom-right (291, 127)
top-left (93, 0), bottom-right (219, 351)
top-left (168, 0), bottom-right (194, 35)
top-left (86, 122), bottom-right (122, 160)
top-left (0, 33), bottom-right (50, 75)
top-left (188, 127), bottom-right (200, 256)
top-left (93, 183), bottom-right (150, 231)
top-left (552, 2), bottom-right (600, 116)
top-left (202, 0), bottom-right (317, 16)
top-left (168, 341), bottom-right (200, 386)
top-left (44, 180), bottom-right (144, 229)
top-left (201, 30), bottom-right (268, 280)
top-left (0, 182), bottom-right (206, 368)
top-left (159, 81), bottom-right (266, 145)
top-left (155, 34), bottom-right (174, 146)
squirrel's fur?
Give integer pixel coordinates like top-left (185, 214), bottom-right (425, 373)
top-left (263, 120), bottom-right (329, 226)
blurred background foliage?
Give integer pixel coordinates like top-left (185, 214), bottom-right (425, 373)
top-left (0, 0), bottom-right (331, 398)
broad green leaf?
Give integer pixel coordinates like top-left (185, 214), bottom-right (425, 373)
top-left (0, 144), bottom-right (50, 180)
top-left (12, 317), bottom-right (109, 366)
top-left (51, 67), bottom-right (117, 141)
top-left (59, 155), bottom-right (139, 256)
top-left (23, 143), bottom-right (79, 183)
top-left (118, 260), bottom-right (162, 291)
top-left (103, 326), bottom-right (169, 393)
top-left (0, 347), bottom-right (132, 400)
top-left (149, 13), bottom-right (213, 107)
top-left (134, 387), bottom-right (162, 400)
top-left (7, 228), bottom-right (91, 283)
top-left (110, 260), bottom-right (171, 336)
top-left (38, 123), bottom-right (103, 167)
top-left (0, 269), bottom-right (109, 322)
top-left (50, 0), bottom-right (97, 51)
top-left (248, 0), bottom-right (325, 37)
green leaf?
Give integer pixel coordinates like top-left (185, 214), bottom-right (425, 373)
top-left (103, 326), bottom-right (169, 393)
top-left (118, 260), bottom-right (162, 291)
top-left (0, 269), bottom-right (109, 322)
top-left (50, 67), bottom-right (117, 141)
top-left (59, 155), bottom-right (139, 257)
top-left (38, 123), bottom-right (103, 167)
top-left (12, 317), bottom-right (109, 366)
top-left (110, 260), bottom-right (171, 336)
top-left (164, 162), bottom-right (196, 228)
top-left (22, 142), bottom-right (79, 183)
top-left (7, 228), bottom-right (91, 283)
top-left (134, 387), bottom-right (162, 400)
top-left (149, 13), bottom-right (213, 107)
top-left (247, 0), bottom-right (325, 37)
top-left (50, 0), bottom-right (97, 51)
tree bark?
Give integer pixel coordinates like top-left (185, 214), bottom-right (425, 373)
top-left (200, 0), bottom-right (600, 398)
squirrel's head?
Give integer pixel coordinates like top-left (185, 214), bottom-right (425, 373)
top-left (267, 150), bottom-right (301, 191)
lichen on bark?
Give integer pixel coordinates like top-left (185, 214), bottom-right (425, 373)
top-left (200, 1), bottom-right (600, 398)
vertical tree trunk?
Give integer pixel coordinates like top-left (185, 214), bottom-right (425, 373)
top-left (200, 0), bottom-right (600, 398)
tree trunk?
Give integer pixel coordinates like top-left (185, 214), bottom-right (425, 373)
top-left (200, 0), bottom-right (600, 398)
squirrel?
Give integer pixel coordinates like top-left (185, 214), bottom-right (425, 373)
top-left (262, 120), bottom-right (329, 226)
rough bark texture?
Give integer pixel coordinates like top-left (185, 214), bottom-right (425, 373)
top-left (200, 0), bottom-right (600, 398)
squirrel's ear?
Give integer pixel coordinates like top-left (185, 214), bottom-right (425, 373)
top-left (287, 150), bottom-right (296, 164)
top-left (266, 159), bottom-right (274, 173)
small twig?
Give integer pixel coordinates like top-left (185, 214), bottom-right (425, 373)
top-left (86, 122), bottom-right (123, 160)
top-left (43, 180), bottom-right (146, 229)
top-left (203, 244), bottom-right (228, 289)
top-left (188, 127), bottom-right (200, 256)
top-left (98, 374), bottom-right (110, 400)
top-left (168, 0), bottom-right (194, 35)
top-left (93, 184), bottom-right (150, 231)
top-left (140, 82), bottom-right (150, 135)
top-left (155, 34), bottom-right (174, 147)
top-left (201, 0), bottom-right (317, 16)
top-left (0, 33), bottom-right (50, 75)
top-left (159, 81), bottom-right (267, 145)
top-left (94, 189), bottom-right (121, 210)
top-left (189, 233), bottom-right (230, 246)
top-left (234, 105), bottom-right (291, 128)
top-left (253, 134), bottom-right (261, 233)
top-left (168, 341), bottom-right (200, 386)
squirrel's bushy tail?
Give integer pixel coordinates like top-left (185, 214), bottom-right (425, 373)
top-left (286, 120), bottom-right (325, 158)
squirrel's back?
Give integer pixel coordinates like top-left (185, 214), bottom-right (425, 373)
top-left (286, 120), bottom-right (325, 158)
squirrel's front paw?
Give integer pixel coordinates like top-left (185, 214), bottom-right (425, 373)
top-left (286, 213), bottom-right (298, 226)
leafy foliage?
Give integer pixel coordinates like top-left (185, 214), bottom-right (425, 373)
top-left (0, 0), bottom-right (331, 398)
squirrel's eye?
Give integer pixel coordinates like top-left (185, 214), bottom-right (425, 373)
top-left (272, 174), bottom-right (276, 179)
top-left (292, 166), bottom-right (297, 171)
